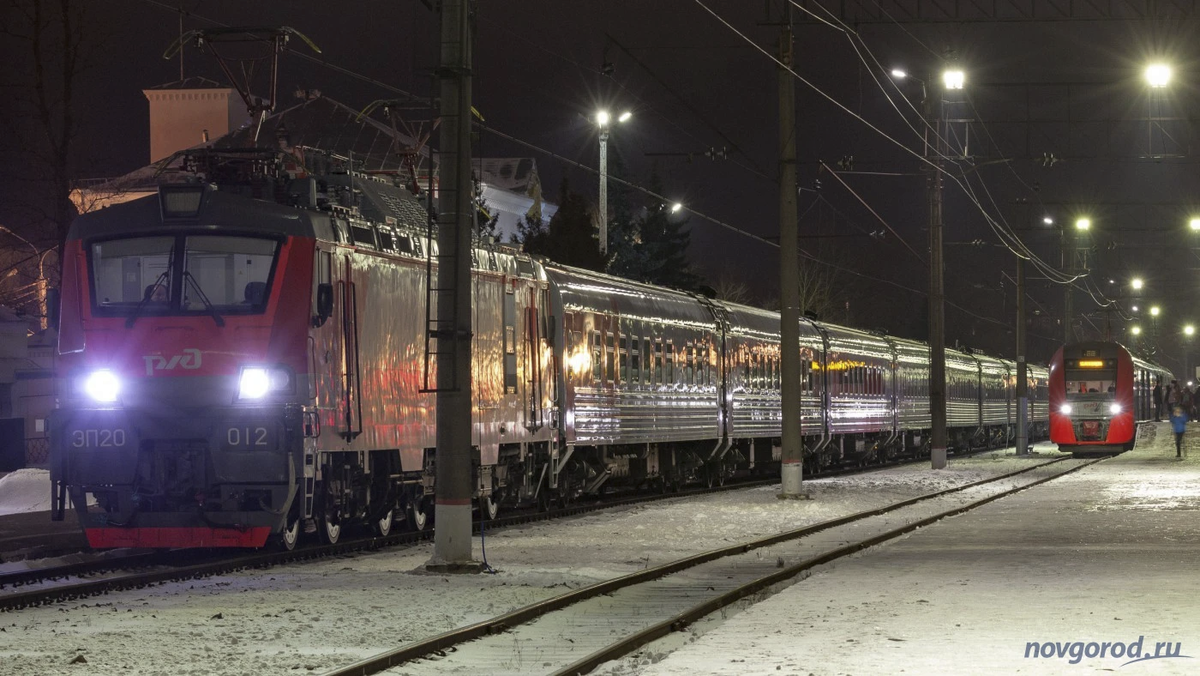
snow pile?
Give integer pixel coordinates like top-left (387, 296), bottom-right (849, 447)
top-left (0, 468), bottom-right (52, 516)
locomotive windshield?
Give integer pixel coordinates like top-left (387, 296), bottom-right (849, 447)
top-left (90, 235), bottom-right (280, 315)
top-left (1064, 362), bottom-right (1117, 397)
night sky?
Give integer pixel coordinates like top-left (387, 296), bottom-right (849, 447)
top-left (4, 0), bottom-right (1200, 371)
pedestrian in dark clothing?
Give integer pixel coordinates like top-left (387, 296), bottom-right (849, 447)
top-left (1153, 381), bottom-right (1164, 421)
top-left (1170, 406), bottom-right (1188, 459)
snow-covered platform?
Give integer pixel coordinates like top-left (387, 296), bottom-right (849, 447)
top-left (611, 422), bottom-right (1200, 675)
top-left (0, 470), bottom-right (87, 559)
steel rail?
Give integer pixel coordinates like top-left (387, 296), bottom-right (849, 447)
top-left (0, 442), bottom-right (1008, 597)
top-left (552, 456), bottom-right (1103, 676)
top-left (0, 442), bottom-right (1045, 611)
top-left (323, 455), bottom-right (1076, 676)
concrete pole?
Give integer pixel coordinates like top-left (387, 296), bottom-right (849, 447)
top-left (427, 0), bottom-right (480, 573)
top-left (599, 129), bottom-right (609, 255)
top-left (926, 80), bottom-right (948, 470)
top-left (777, 9), bottom-right (805, 499)
top-left (1016, 256), bottom-right (1029, 455)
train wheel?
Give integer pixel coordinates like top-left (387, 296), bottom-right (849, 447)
top-left (276, 512), bottom-right (301, 551)
top-left (409, 498), bottom-right (431, 532)
top-left (319, 506), bottom-right (341, 545)
top-left (479, 493), bottom-right (499, 521)
top-left (375, 509), bottom-right (394, 537)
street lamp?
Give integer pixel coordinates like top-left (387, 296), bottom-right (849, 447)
top-left (596, 108), bottom-right (631, 255)
top-left (1132, 326), bottom-right (1142, 335)
top-left (1074, 217), bottom-right (1091, 231)
top-left (670, 202), bottom-right (683, 214)
top-left (1146, 63), bottom-right (1172, 88)
top-left (1131, 277), bottom-right (1144, 290)
top-left (1190, 217), bottom-right (1200, 231)
top-left (1043, 216), bottom-right (1054, 225)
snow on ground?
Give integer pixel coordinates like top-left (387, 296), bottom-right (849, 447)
top-left (0, 443), bottom-right (1066, 675)
top-left (592, 423), bottom-right (1200, 676)
top-left (0, 469), bottom-right (53, 516)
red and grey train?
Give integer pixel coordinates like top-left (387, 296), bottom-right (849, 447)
top-left (50, 148), bottom-right (1051, 549)
top-left (1049, 341), bottom-right (1171, 455)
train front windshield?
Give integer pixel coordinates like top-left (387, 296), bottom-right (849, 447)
top-left (90, 235), bottom-right (280, 315)
top-left (1064, 358), bottom-right (1117, 398)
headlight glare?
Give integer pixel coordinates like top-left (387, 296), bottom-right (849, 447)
top-left (238, 368), bottom-right (271, 399)
top-left (238, 366), bottom-right (293, 400)
top-left (84, 370), bottom-right (121, 403)
top-left (1110, 403), bottom-right (1122, 415)
top-left (1060, 404), bottom-right (1072, 415)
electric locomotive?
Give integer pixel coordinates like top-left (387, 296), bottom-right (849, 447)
top-left (1048, 341), bottom-right (1171, 455)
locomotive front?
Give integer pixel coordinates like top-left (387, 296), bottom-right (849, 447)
top-left (50, 184), bottom-right (315, 548)
top-left (1049, 342), bottom-right (1136, 454)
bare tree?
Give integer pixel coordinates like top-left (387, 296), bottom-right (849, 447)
top-left (0, 0), bottom-right (97, 324)
top-left (0, 0), bottom-right (95, 243)
top-left (762, 243), bottom-right (847, 322)
top-left (710, 272), bottom-right (753, 306)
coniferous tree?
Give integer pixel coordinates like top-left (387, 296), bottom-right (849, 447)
top-left (603, 155), bottom-right (648, 279)
top-left (517, 177), bottom-right (604, 272)
top-left (636, 171), bottom-right (701, 291)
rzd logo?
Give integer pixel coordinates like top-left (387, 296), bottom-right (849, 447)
top-left (144, 348), bottom-right (202, 375)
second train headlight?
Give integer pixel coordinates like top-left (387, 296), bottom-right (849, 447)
top-left (238, 367), bottom-right (292, 400)
top-left (1109, 403), bottom-right (1122, 415)
top-left (1059, 404), bottom-right (1072, 415)
top-left (83, 370), bottom-right (121, 403)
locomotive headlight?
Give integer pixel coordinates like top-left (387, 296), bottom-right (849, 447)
top-left (238, 366), bottom-right (292, 400)
top-left (1110, 403), bottom-right (1122, 415)
top-left (1059, 404), bottom-right (1073, 415)
top-left (83, 370), bottom-right (121, 403)
top-left (238, 368), bottom-right (271, 399)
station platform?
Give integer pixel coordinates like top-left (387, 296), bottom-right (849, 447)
top-left (627, 422), bottom-right (1200, 675)
top-left (0, 469), bottom-right (88, 561)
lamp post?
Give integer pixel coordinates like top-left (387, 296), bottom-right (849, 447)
top-left (596, 109), bottom-right (631, 256)
top-left (1186, 324), bottom-right (1195, 382)
top-left (892, 65), bottom-right (962, 469)
top-left (1063, 217), bottom-right (1091, 342)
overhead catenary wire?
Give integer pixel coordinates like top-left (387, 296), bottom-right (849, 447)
top-left (136, 0), bottom-right (1040, 340)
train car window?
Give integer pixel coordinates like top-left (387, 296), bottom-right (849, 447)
top-left (592, 330), bottom-right (602, 383)
top-left (395, 234), bottom-right (417, 254)
top-left (630, 336), bottom-right (641, 384)
top-left (643, 338), bottom-right (652, 384)
top-left (654, 340), bottom-right (664, 385)
top-left (91, 236), bottom-right (175, 308)
top-left (377, 231), bottom-right (396, 252)
top-left (180, 236), bottom-right (279, 312)
top-left (685, 343), bottom-right (694, 385)
top-left (350, 225), bottom-right (377, 248)
top-left (605, 331), bottom-right (616, 384)
top-left (619, 335), bottom-right (629, 383)
top-left (516, 258), bottom-right (535, 278)
top-left (665, 341), bottom-right (675, 383)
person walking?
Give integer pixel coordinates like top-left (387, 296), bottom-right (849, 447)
top-left (1171, 405), bottom-right (1188, 459)
top-left (1168, 380), bottom-right (1180, 412)
top-left (1153, 379), bottom-right (1164, 421)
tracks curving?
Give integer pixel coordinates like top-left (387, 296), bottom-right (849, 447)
top-left (323, 455), bottom-right (1098, 676)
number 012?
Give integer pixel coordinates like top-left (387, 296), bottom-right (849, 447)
top-left (227, 427), bottom-right (268, 446)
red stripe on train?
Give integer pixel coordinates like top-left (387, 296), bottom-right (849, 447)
top-left (85, 527), bottom-right (272, 549)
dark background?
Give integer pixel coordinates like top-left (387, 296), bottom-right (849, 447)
top-left (4, 0), bottom-right (1200, 372)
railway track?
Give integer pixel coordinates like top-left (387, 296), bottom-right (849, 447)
top-left (0, 445), bottom-right (1051, 612)
top-left (323, 454), bottom-right (1098, 676)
